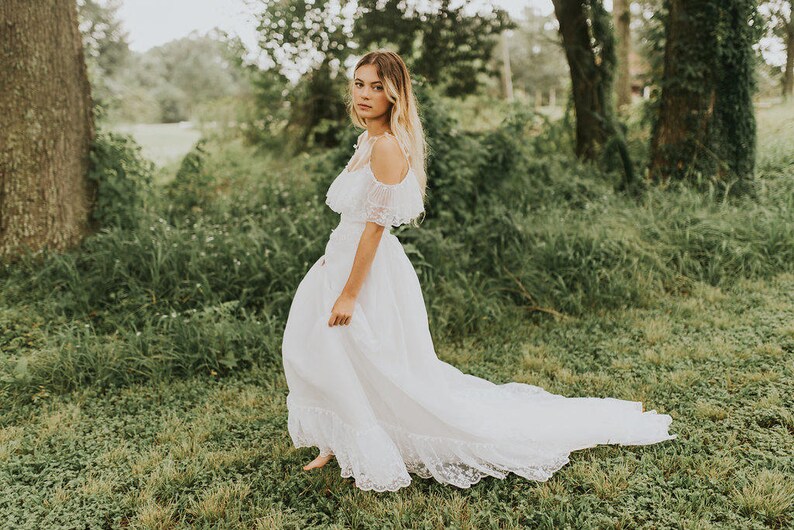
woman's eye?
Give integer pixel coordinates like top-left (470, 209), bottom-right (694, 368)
top-left (355, 83), bottom-right (382, 91)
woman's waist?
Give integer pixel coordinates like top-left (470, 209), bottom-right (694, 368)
top-left (329, 216), bottom-right (393, 243)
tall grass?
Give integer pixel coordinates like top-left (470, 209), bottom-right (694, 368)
top-left (2, 100), bottom-right (793, 403)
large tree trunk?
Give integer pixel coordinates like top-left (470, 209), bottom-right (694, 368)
top-left (711, 0), bottom-right (757, 183)
top-left (0, 0), bottom-right (96, 260)
top-left (613, 0), bottom-right (631, 110)
top-left (784, 5), bottom-right (794, 100)
top-left (649, 0), bottom-right (756, 185)
top-left (649, 0), bottom-right (717, 182)
top-left (552, 0), bottom-right (609, 160)
top-left (552, 0), bottom-right (634, 187)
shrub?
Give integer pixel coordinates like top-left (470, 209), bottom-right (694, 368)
top-left (163, 140), bottom-right (216, 218)
top-left (87, 130), bottom-right (154, 230)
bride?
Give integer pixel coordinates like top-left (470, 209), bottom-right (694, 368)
top-left (281, 49), bottom-right (676, 492)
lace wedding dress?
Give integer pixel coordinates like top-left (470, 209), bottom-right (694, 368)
top-left (281, 130), bottom-right (676, 492)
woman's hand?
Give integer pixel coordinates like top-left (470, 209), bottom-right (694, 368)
top-left (329, 293), bottom-right (356, 327)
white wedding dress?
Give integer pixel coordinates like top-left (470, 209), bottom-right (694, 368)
top-left (281, 130), bottom-right (676, 492)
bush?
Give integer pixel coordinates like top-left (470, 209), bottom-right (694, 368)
top-left (87, 130), bottom-right (155, 230)
top-left (163, 140), bottom-right (216, 218)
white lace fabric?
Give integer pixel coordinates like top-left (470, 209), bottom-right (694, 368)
top-left (286, 382), bottom-right (676, 492)
top-left (325, 131), bottom-right (425, 228)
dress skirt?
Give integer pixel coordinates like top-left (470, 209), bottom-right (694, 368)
top-left (281, 216), bottom-right (676, 492)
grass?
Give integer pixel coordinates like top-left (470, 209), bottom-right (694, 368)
top-left (1, 273), bottom-right (791, 528)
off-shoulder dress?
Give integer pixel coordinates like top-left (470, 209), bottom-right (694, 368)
top-left (281, 130), bottom-right (676, 492)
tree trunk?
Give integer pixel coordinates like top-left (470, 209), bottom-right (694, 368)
top-left (784, 5), bottom-right (794, 100)
top-left (650, 0), bottom-right (756, 186)
top-left (552, 0), bottom-right (609, 160)
top-left (0, 0), bottom-right (96, 260)
top-left (613, 0), bottom-right (631, 110)
top-left (711, 0), bottom-right (757, 183)
top-left (552, 0), bottom-right (634, 189)
top-left (649, 0), bottom-right (717, 182)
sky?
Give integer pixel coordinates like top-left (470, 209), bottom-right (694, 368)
top-left (118, 0), bottom-right (554, 53)
top-left (117, 1), bottom-right (785, 69)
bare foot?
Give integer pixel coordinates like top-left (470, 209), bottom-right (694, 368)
top-left (303, 452), bottom-right (334, 471)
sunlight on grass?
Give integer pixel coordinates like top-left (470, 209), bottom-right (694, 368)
top-left (188, 481), bottom-right (252, 525)
top-left (732, 469), bottom-right (794, 526)
top-left (132, 499), bottom-right (178, 530)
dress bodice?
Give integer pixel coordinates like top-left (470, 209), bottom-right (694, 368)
top-left (325, 130), bottom-right (425, 228)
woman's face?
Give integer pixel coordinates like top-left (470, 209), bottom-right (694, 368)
top-left (353, 64), bottom-right (391, 120)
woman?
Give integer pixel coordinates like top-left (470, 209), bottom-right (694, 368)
top-left (281, 50), bottom-right (676, 492)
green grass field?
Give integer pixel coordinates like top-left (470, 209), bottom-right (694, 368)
top-left (1, 103), bottom-right (793, 529)
top-left (2, 276), bottom-right (791, 528)
top-left (113, 122), bottom-right (202, 169)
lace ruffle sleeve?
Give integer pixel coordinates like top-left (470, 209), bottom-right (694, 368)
top-left (363, 166), bottom-right (425, 228)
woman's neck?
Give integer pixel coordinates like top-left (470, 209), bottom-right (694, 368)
top-left (366, 123), bottom-right (391, 137)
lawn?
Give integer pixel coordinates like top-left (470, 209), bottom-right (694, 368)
top-left (2, 277), bottom-right (792, 529)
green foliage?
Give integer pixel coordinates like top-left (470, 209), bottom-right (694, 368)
top-left (163, 140), bottom-right (215, 217)
top-left (636, 1), bottom-right (667, 130)
top-left (87, 130), bottom-right (154, 230)
top-left (246, 0), bottom-right (513, 152)
top-left (712, 0), bottom-right (763, 188)
top-left (550, 0), bottom-right (634, 187)
top-left (240, 68), bottom-right (292, 150)
top-left (757, 0), bottom-right (794, 98)
top-left (77, 0), bottom-right (129, 77)
top-left (284, 62), bottom-right (350, 150)
top-left (506, 9), bottom-right (569, 100)
top-left (417, 88), bottom-right (488, 225)
top-left (248, 0), bottom-right (355, 150)
top-left (254, 0), bottom-right (354, 77)
top-left (355, 0), bottom-right (514, 97)
top-left (77, 0), bottom-right (131, 115)
top-left (1, 275), bottom-right (792, 528)
top-left (93, 31), bottom-right (250, 124)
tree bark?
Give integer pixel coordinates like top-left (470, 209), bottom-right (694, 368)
top-left (650, 0), bottom-right (756, 185)
top-left (552, 0), bottom-right (608, 160)
top-left (649, 0), bottom-right (717, 182)
top-left (552, 0), bottom-right (635, 188)
top-left (0, 0), bottom-right (96, 260)
top-left (613, 0), bottom-right (632, 110)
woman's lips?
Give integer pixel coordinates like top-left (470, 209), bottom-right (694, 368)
top-left (358, 104), bottom-right (371, 109)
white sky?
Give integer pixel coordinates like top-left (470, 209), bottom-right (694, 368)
top-left (118, 0), bottom-right (553, 53)
top-left (118, 1), bottom-right (785, 69)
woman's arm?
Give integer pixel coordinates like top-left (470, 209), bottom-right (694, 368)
top-left (339, 223), bottom-right (385, 294)
top-left (327, 137), bottom-right (407, 327)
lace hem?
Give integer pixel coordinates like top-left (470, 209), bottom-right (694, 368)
top-left (363, 165), bottom-right (425, 228)
top-left (287, 396), bottom-right (576, 492)
top-left (325, 163), bottom-right (424, 228)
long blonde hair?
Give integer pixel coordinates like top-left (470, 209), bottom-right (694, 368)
top-left (346, 50), bottom-right (429, 201)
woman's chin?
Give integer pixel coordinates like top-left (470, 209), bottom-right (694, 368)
top-left (362, 111), bottom-right (385, 119)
